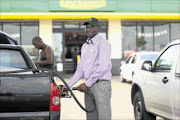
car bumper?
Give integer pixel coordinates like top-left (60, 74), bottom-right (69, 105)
top-left (0, 111), bottom-right (60, 120)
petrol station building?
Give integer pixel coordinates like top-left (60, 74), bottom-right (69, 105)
top-left (0, 0), bottom-right (179, 75)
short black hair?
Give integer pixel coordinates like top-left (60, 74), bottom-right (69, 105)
top-left (32, 36), bottom-right (42, 43)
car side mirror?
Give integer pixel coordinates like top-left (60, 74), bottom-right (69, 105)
top-left (142, 61), bottom-right (152, 71)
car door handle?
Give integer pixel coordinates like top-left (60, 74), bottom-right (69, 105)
top-left (162, 77), bottom-right (169, 84)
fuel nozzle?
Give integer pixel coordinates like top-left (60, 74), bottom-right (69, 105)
top-left (72, 87), bottom-right (78, 91)
top-left (59, 85), bottom-right (71, 98)
top-left (59, 86), bottom-right (79, 98)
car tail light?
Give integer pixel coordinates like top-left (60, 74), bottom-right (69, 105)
top-left (50, 82), bottom-right (60, 111)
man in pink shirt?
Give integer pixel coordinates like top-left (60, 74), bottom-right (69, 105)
top-left (63, 17), bottom-right (112, 120)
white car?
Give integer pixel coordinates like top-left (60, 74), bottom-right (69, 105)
top-left (120, 52), bottom-right (160, 82)
top-left (131, 39), bottom-right (180, 120)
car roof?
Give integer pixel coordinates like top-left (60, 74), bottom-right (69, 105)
top-left (0, 44), bottom-right (23, 50)
top-left (0, 31), bottom-right (18, 45)
top-left (130, 51), bottom-right (160, 56)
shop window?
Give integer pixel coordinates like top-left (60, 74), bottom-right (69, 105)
top-left (80, 21), bottom-right (107, 30)
top-left (171, 22), bottom-right (180, 41)
top-left (53, 33), bottom-right (63, 72)
top-left (21, 22), bottom-right (39, 60)
top-left (121, 22), bottom-right (136, 57)
top-left (53, 22), bottom-right (63, 28)
top-left (154, 22), bottom-right (170, 51)
top-left (100, 22), bottom-right (107, 29)
top-left (80, 22), bottom-right (86, 29)
top-left (137, 22), bottom-right (153, 51)
top-left (3, 23), bottom-right (20, 44)
top-left (64, 22), bottom-right (79, 28)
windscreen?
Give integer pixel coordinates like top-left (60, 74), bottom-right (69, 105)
top-left (141, 54), bottom-right (159, 61)
top-left (0, 49), bottom-right (28, 71)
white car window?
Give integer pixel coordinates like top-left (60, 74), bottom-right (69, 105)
top-left (126, 56), bottom-right (132, 64)
top-left (155, 44), bottom-right (180, 71)
top-left (131, 55), bottom-right (137, 64)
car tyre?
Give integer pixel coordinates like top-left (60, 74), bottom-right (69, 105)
top-left (120, 75), bottom-right (126, 82)
top-left (133, 91), bottom-right (156, 120)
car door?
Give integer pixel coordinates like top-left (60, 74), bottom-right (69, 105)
top-left (172, 54), bottom-right (180, 119)
top-left (128, 55), bottom-right (138, 80)
top-left (145, 44), bottom-right (180, 118)
top-left (121, 55), bottom-right (133, 80)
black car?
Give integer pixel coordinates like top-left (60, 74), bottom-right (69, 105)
top-left (0, 32), bottom-right (60, 120)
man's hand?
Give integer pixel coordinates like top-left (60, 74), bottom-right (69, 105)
top-left (34, 61), bottom-right (38, 65)
top-left (77, 83), bottom-right (88, 92)
top-left (61, 85), bottom-right (68, 95)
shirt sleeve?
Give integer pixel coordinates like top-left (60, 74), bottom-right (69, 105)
top-left (67, 45), bottom-right (84, 88)
top-left (85, 41), bottom-right (111, 87)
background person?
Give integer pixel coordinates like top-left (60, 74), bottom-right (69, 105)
top-left (32, 36), bottom-right (55, 71)
top-left (62, 17), bottom-right (112, 120)
top-left (72, 48), bottom-right (80, 71)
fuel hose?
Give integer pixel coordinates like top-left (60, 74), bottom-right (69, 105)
top-left (0, 69), bottom-right (96, 113)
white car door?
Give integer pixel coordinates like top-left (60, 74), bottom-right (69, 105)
top-left (145, 44), bottom-right (180, 118)
top-left (172, 54), bottom-right (180, 119)
top-left (128, 55), bottom-right (138, 80)
top-left (121, 55), bottom-right (133, 80)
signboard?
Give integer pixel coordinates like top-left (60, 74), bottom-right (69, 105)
top-left (49, 0), bottom-right (115, 11)
top-left (60, 0), bottom-right (106, 10)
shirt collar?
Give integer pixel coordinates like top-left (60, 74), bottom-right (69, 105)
top-left (86, 38), bottom-right (94, 45)
top-left (86, 34), bottom-right (99, 45)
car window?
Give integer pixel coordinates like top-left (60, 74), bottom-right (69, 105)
top-left (141, 54), bottom-right (159, 61)
top-left (131, 55), bottom-right (137, 64)
top-left (125, 56), bottom-right (132, 64)
top-left (0, 49), bottom-right (28, 70)
top-left (155, 44), bottom-right (180, 71)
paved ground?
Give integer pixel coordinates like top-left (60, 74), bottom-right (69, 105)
top-left (55, 76), bottom-right (163, 120)
top-left (55, 76), bottom-right (134, 120)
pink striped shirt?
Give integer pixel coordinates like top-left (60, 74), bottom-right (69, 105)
top-left (67, 34), bottom-right (112, 87)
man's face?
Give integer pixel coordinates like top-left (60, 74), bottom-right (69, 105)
top-left (85, 24), bottom-right (99, 38)
top-left (32, 41), bottom-right (42, 49)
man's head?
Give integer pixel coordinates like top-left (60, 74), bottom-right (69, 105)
top-left (84, 17), bottom-right (100, 39)
top-left (32, 37), bottom-right (44, 49)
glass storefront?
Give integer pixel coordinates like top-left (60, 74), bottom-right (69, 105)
top-left (3, 23), bottom-right (21, 44)
top-left (154, 22), bottom-right (170, 51)
top-left (122, 21), bottom-right (180, 58)
top-left (121, 22), bottom-right (136, 58)
top-left (137, 22), bottom-right (153, 51)
top-left (171, 22), bottom-right (180, 40)
top-left (0, 22), bottom-right (39, 60)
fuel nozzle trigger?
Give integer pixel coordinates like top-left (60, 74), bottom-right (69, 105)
top-left (59, 85), bottom-right (71, 98)
top-left (72, 87), bottom-right (78, 91)
top-left (59, 86), bottom-right (79, 98)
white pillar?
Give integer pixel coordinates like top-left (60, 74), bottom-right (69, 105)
top-left (108, 19), bottom-right (122, 59)
top-left (39, 19), bottom-right (53, 46)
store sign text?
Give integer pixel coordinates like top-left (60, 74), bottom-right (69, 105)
top-left (60, 0), bottom-right (106, 10)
